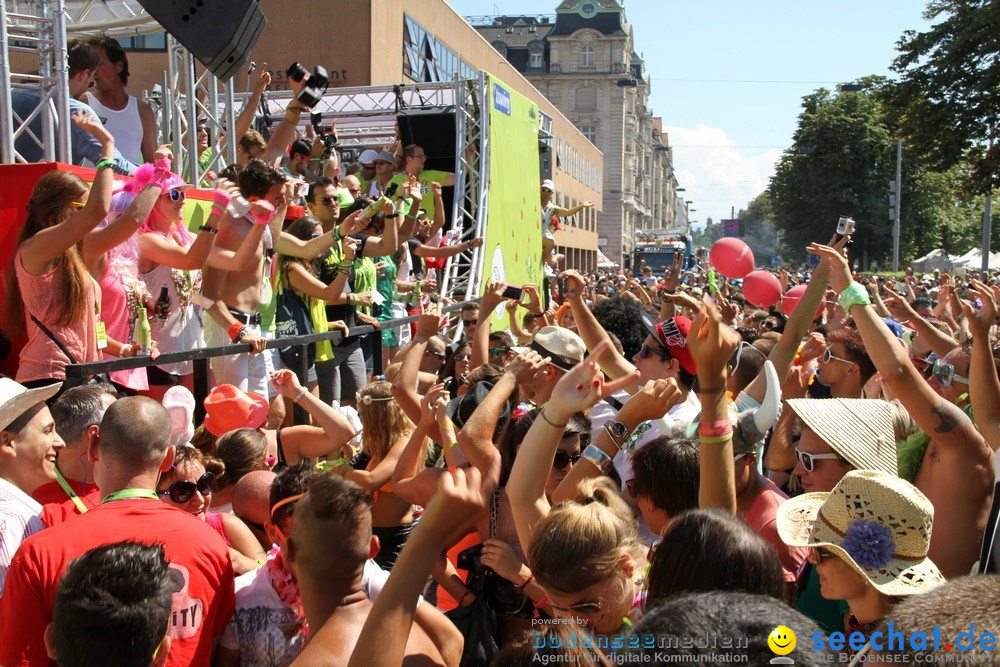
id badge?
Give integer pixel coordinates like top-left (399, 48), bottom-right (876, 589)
top-left (95, 321), bottom-right (108, 349)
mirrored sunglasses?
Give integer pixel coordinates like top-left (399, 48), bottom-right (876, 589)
top-left (158, 471), bottom-right (214, 504)
top-left (931, 359), bottom-right (969, 388)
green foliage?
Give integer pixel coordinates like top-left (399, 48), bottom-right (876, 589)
top-left (889, 0), bottom-right (1000, 194)
top-left (736, 192), bottom-right (782, 266)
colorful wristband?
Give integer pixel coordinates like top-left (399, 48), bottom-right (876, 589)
top-left (698, 433), bottom-right (733, 444)
top-left (95, 158), bottom-right (115, 171)
top-left (838, 282), bottom-right (872, 312)
top-left (210, 204), bottom-right (227, 218)
top-left (213, 189), bottom-right (233, 208)
top-left (228, 322), bottom-right (245, 342)
top-left (248, 200), bottom-right (275, 226)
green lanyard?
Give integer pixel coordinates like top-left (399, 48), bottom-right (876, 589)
top-left (101, 488), bottom-right (160, 504)
top-left (54, 467), bottom-right (89, 514)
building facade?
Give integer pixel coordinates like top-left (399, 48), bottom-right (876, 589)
top-left (469, 0), bottom-right (683, 266)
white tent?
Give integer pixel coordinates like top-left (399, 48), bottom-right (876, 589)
top-left (596, 250), bottom-right (618, 268)
top-left (951, 249), bottom-right (1000, 271)
top-left (911, 248), bottom-right (952, 273)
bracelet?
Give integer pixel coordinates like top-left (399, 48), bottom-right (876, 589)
top-left (199, 224), bottom-right (218, 234)
top-left (696, 386), bottom-right (727, 396)
top-left (581, 444), bottom-right (613, 475)
top-left (530, 310), bottom-right (544, 317)
top-left (405, 213), bottom-right (418, 220)
top-left (210, 204), bottom-right (227, 218)
top-left (539, 408), bottom-right (567, 429)
top-left (698, 422), bottom-right (732, 437)
top-left (698, 433), bottom-right (733, 444)
top-left (95, 158), bottom-right (115, 171)
top-left (212, 189), bottom-right (233, 208)
top-left (338, 261), bottom-right (354, 270)
top-left (348, 294), bottom-right (356, 306)
top-left (310, 157), bottom-right (322, 162)
top-left (292, 388), bottom-right (306, 403)
top-left (386, 213), bottom-right (399, 219)
top-left (534, 594), bottom-right (549, 611)
top-left (838, 282), bottom-right (872, 312)
top-left (516, 574), bottom-right (534, 592)
top-left (228, 322), bottom-right (246, 343)
top-left (248, 201), bottom-right (275, 226)
top-left (444, 441), bottom-right (458, 452)
top-left (119, 344), bottom-right (132, 358)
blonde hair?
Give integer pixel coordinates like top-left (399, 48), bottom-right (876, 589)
top-left (358, 381), bottom-right (416, 460)
top-left (528, 476), bottom-right (639, 594)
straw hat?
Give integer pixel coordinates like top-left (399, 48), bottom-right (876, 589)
top-left (777, 470), bottom-right (944, 596)
top-left (787, 398), bottom-right (899, 476)
top-left (0, 378), bottom-right (62, 433)
top-left (203, 384), bottom-right (269, 436)
top-left (525, 326), bottom-right (586, 372)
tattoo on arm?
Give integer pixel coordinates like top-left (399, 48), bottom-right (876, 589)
top-left (930, 401), bottom-right (962, 434)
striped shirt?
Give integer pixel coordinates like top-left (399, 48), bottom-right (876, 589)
top-left (0, 476), bottom-right (44, 594)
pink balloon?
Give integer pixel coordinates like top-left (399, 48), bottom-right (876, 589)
top-left (780, 284), bottom-right (823, 318)
top-left (742, 270), bottom-right (782, 308)
top-left (709, 238), bottom-right (755, 279)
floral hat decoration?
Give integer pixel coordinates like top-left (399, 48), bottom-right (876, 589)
top-left (776, 470), bottom-right (945, 596)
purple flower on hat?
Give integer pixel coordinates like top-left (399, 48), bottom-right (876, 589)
top-left (842, 519), bottom-right (895, 570)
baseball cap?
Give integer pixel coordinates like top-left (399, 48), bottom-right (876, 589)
top-left (359, 149), bottom-right (379, 165)
top-left (524, 326), bottom-right (586, 372)
top-left (639, 310), bottom-right (697, 374)
top-left (540, 179), bottom-right (555, 191)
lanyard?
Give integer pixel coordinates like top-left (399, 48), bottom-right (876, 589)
top-left (101, 488), bottom-right (160, 504)
top-left (54, 467), bottom-right (89, 514)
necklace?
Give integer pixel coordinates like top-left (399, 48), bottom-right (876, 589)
top-left (265, 546), bottom-right (309, 638)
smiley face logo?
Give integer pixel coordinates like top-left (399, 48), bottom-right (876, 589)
top-left (768, 625), bottom-right (796, 656)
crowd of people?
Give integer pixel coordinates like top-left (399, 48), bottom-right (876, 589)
top-left (1, 36), bottom-right (999, 667)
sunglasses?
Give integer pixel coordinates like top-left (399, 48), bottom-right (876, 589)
top-left (541, 188), bottom-right (553, 193)
top-left (794, 447), bottom-right (842, 472)
top-left (727, 341), bottom-right (753, 374)
top-left (813, 547), bottom-right (838, 563)
top-left (158, 471), bottom-right (214, 504)
top-left (463, 319), bottom-right (478, 327)
top-left (822, 348), bottom-right (855, 365)
top-left (931, 359), bottom-right (969, 388)
top-left (760, 320), bottom-right (778, 331)
top-left (552, 450), bottom-right (581, 470)
top-left (638, 344), bottom-right (669, 360)
top-left (166, 188), bottom-right (185, 202)
top-left (549, 574), bottom-right (616, 615)
top-left (489, 347), bottom-right (510, 357)
top-left (321, 196), bottom-right (340, 206)
top-left (454, 353), bottom-right (471, 363)
top-left (425, 350), bottom-right (446, 360)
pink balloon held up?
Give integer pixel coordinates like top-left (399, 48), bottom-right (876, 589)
top-left (709, 238), bottom-right (755, 279)
top-left (742, 270), bottom-right (782, 308)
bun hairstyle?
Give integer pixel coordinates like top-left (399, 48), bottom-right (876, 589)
top-left (528, 476), bottom-right (638, 594)
top-left (214, 428), bottom-right (267, 490)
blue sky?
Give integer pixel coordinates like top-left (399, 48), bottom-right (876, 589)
top-left (447, 0), bottom-right (933, 228)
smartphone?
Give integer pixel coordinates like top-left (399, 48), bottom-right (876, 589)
top-left (502, 285), bottom-right (524, 301)
top-left (557, 277), bottom-right (567, 296)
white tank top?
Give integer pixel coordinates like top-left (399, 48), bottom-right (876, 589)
top-left (84, 91), bottom-right (144, 164)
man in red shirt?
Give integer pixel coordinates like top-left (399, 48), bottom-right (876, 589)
top-left (32, 384), bottom-right (117, 525)
top-left (0, 396), bottom-right (235, 667)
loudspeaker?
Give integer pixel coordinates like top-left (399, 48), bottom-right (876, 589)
top-left (396, 106), bottom-right (457, 173)
top-left (136, 1), bottom-right (266, 82)
top-left (539, 140), bottom-right (552, 181)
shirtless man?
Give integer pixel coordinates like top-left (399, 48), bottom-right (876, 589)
top-left (810, 243), bottom-right (994, 579)
top-left (287, 474), bottom-right (456, 666)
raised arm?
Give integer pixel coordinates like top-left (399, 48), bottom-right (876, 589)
top-left (390, 305), bottom-right (446, 441)
top-left (882, 291), bottom-right (960, 357)
top-left (20, 112), bottom-right (115, 274)
top-left (962, 281), bottom-right (1000, 451)
top-left (470, 280), bottom-right (503, 369)
top-left (232, 65), bottom-right (270, 149)
top-left (262, 78), bottom-right (308, 164)
top-left (269, 369), bottom-right (356, 460)
top-left (80, 178), bottom-right (163, 269)
top-left (357, 200), bottom-right (401, 258)
top-left (560, 269), bottom-right (641, 394)
top-left (687, 295), bottom-right (742, 514)
top-left (413, 237), bottom-right (482, 258)
top-left (810, 243), bottom-right (987, 457)
top-left (392, 386), bottom-right (448, 506)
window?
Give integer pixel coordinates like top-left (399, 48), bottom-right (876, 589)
top-left (575, 87), bottom-right (597, 112)
top-left (579, 125), bottom-right (597, 144)
top-left (529, 50), bottom-right (544, 69)
top-left (118, 32), bottom-right (166, 51)
top-left (579, 46), bottom-right (594, 68)
top-left (404, 15), bottom-right (462, 82)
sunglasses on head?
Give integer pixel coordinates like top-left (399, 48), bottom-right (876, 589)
top-left (552, 450), bottom-right (581, 470)
top-left (931, 359), bottom-right (969, 388)
top-left (727, 341), bottom-right (753, 374)
top-left (166, 188), bottom-right (185, 202)
top-left (822, 348), bottom-right (854, 365)
top-left (794, 447), bottom-right (842, 472)
top-left (158, 471), bottom-right (214, 504)
top-left (548, 574), bottom-right (616, 615)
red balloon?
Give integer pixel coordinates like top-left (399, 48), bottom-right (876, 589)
top-left (780, 284), bottom-right (823, 318)
top-left (709, 238), bottom-right (755, 279)
top-left (742, 270), bottom-right (782, 308)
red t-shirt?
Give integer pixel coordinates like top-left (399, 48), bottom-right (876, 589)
top-left (32, 479), bottom-right (101, 527)
top-left (0, 498), bottom-right (236, 667)
top-left (744, 478), bottom-right (810, 583)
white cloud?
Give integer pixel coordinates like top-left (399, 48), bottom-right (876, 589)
top-left (664, 124), bottom-right (781, 229)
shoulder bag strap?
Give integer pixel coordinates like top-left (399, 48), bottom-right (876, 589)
top-left (30, 314), bottom-right (79, 364)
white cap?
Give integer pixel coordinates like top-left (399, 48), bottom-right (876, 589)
top-left (359, 149), bottom-right (379, 165)
top-left (541, 179), bottom-right (555, 191)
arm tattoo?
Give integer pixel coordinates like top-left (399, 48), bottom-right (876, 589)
top-left (930, 401), bottom-right (962, 434)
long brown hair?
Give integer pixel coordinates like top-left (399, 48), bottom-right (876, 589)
top-left (358, 381), bottom-right (416, 460)
top-left (4, 171), bottom-right (90, 336)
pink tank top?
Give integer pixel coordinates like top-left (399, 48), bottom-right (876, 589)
top-left (15, 252), bottom-right (99, 383)
top-left (98, 263), bottom-right (148, 390)
top-left (205, 511), bottom-right (232, 546)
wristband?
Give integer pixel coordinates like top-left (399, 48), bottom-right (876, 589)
top-left (210, 203), bottom-right (227, 218)
top-left (119, 344), bottom-right (132, 358)
top-left (95, 158), bottom-right (115, 171)
top-left (698, 433), bottom-right (733, 444)
top-left (248, 200), bottom-right (275, 226)
top-left (348, 294), bottom-right (356, 306)
top-left (699, 420), bottom-right (732, 437)
top-left (516, 574), bottom-right (534, 592)
top-left (228, 322), bottom-right (245, 343)
top-left (338, 261), bottom-right (354, 270)
top-left (444, 441), bottom-right (458, 452)
top-left (838, 282), bottom-right (872, 312)
top-left (581, 444), bottom-right (613, 475)
top-left (213, 189), bottom-right (233, 208)
top-left (292, 388), bottom-right (306, 403)
top-left (310, 157), bottom-right (322, 162)
top-left (198, 224), bottom-right (218, 235)
top-left (539, 408), bottom-right (567, 429)
top-left (386, 213), bottom-right (399, 219)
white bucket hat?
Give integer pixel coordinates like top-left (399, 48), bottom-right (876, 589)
top-left (0, 378), bottom-right (62, 433)
top-left (787, 398), bottom-right (899, 476)
top-left (777, 470), bottom-right (945, 596)
top-left (518, 326), bottom-right (586, 372)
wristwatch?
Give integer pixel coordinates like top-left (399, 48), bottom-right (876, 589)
top-left (603, 420), bottom-right (630, 451)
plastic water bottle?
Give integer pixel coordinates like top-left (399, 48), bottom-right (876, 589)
top-left (228, 196), bottom-right (251, 219)
top-left (136, 307), bottom-right (152, 355)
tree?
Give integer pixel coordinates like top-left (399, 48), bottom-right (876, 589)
top-left (737, 192), bottom-right (781, 266)
top-left (889, 0), bottom-right (1000, 194)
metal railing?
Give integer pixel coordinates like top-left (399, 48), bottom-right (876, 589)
top-left (64, 299), bottom-right (479, 426)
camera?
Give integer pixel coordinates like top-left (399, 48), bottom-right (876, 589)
top-left (836, 216), bottom-right (856, 236)
top-left (287, 62), bottom-right (330, 109)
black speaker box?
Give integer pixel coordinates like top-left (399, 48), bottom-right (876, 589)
top-left (395, 106), bottom-right (457, 172)
top-left (136, 0), bottom-right (266, 82)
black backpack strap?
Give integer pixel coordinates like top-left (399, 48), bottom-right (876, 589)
top-left (30, 314), bottom-right (79, 364)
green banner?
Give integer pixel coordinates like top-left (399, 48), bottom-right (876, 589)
top-left (484, 74), bottom-right (542, 326)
